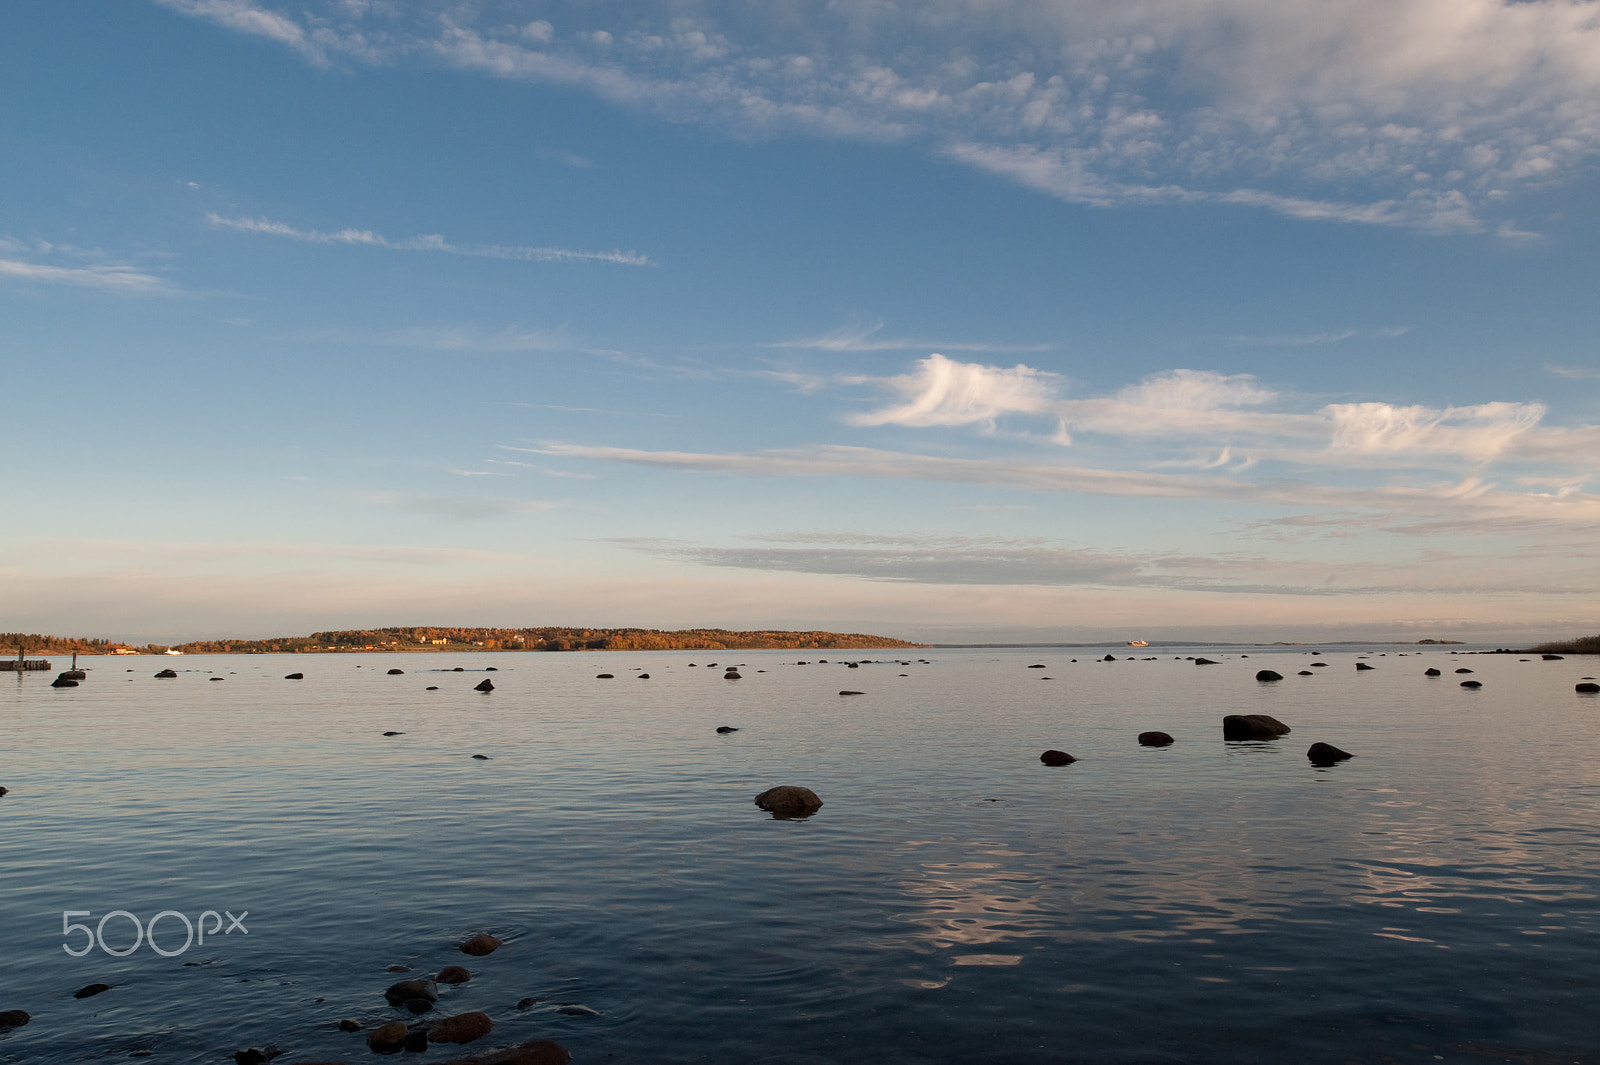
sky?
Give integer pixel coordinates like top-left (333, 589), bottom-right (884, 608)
top-left (3, 0), bottom-right (1600, 645)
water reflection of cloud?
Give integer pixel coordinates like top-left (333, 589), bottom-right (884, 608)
top-left (887, 851), bottom-right (1052, 953)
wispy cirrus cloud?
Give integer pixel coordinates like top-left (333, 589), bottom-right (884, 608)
top-left (771, 321), bottom-right (1052, 354)
top-left (158, 0), bottom-right (1600, 233)
top-left (295, 325), bottom-right (577, 352)
top-left (0, 257), bottom-right (174, 294)
top-left (1546, 363), bottom-right (1600, 380)
top-left (207, 213), bottom-right (651, 266)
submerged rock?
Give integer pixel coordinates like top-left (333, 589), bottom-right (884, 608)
top-left (0, 1010), bottom-right (29, 1028)
top-left (1455, 668), bottom-right (1474, 674)
top-left (1424, 668), bottom-right (1442, 676)
top-left (367, 1020), bottom-right (409, 1053)
top-left (430, 1011), bottom-right (494, 1044)
top-left (155, 669), bottom-right (178, 678)
top-left (1223, 714), bottom-right (1291, 740)
top-left (474, 678), bottom-right (494, 692)
top-left (715, 726), bottom-right (739, 733)
top-left (556, 1005), bottom-right (599, 1016)
top-left (1543, 654), bottom-right (1565, 661)
top-left (1307, 742), bottom-right (1354, 765)
top-left (1298, 670), bottom-right (1314, 675)
top-left (1194, 657), bottom-right (1219, 665)
top-left (754, 786), bottom-right (824, 817)
top-left (387, 668), bottom-right (405, 675)
top-left (51, 677), bottom-right (79, 688)
top-left (838, 690), bottom-right (864, 696)
top-left (232, 1048), bottom-right (281, 1065)
top-left (1356, 662), bottom-right (1375, 671)
top-left (1576, 683), bottom-right (1600, 694)
top-left (437, 965), bottom-right (472, 985)
top-left (337, 1018), bottom-right (362, 1032)
top-left (1137, 732), bottom-right (1174, 747)
top-left (284, 672), bottom-right (304, 680)
top-left (1461, 680), bottom-right (1483, 689)
top-left (384, 978), bottom-right (438, 1007)
top-left (1039, 749), bottom-right (1077, 765)
top-left (73, 983), bottom-right (112, 999)
top-left (443, 1038), bottom-right (572, 1065)
top-left (723, 671), bottom-right (740, 679)
top-left (595, 673), bottom-right (614, 679)
top-left (1255, 670), bottom-right (1284, 682)
top-left (460, 933), bottom-right (503, 957)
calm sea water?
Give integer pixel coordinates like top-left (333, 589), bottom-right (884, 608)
top-left (2, 647), bottom-right (1597, 1065)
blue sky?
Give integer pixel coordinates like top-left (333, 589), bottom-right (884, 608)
top-left (4, 0), bottom-right (1599, 643)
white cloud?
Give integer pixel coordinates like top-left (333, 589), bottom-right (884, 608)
top-left (0, 258), bottom-right (174, 294)
top-left (207, 213), bottom-right (651, 265)
top-left (847, 353), bottom-right (1063, 430)
top-left (157, 0), bottom-right (1600, 231)
top-left (1325, 401), bottom-right (1546, 463)
top-left (1546, 363), bottom-right (1600, 380)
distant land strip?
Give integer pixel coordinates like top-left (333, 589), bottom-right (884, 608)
top-left (0, 627), bottom-right (928, 655)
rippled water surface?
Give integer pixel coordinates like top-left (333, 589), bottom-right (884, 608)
top-left (2, 647), bottom-right (1598, 1064)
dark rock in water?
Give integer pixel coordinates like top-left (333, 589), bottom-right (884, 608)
top-left (384, 978), bottom-right (438, 1007)
top-left (232, 1048), bottom-right (281, 1065)
top-left (387, 668), bottom-right (405, 675)
top-left (426, 686), bottom-right (439, 690)
top-left (1461, 680), bottom-right (1483, 689)
top-left (386, 964), bottom-right (411, 973)
top-left (846, 662), bottom-right (859, 668)
top-left (1576, 683), bottom-right (1600, 694)
top-left (474, 678), bottom-right (494, 692)
top-left (637, 673), bottom-right (650, 680)
top-left (285, 672), bottom-right (306, 679)
top-left (472, 754), bottom-right (490, 760)
top-left (1255, 670), bottom-right (1284, 682)
top-left (453, 667), bottom-right (465, 672)
top-left (1103, 654), bottom-right (1116, 662)
top-left (1310, 661), bottom-right (1328, 667)
top-left (1028, 664), bottom-right (1046, 668)
top-left (1039, 749), bottom-right (1077, 766)
top-left (0, 787), bottom-right (7, 798)
top-left (1424, 668), bottom-right (1442, 676)
top-left (556, 1005), bottom-right (599, 1016)
top-left (155, 669), bottom-right (178, 678)
top-left (51, 677), bottom-right (79, 687)
top-left (367, 1020), bottom-right (409, 1053)
top-left (1223, 714), bottom-right (1291, 740)
top-left (1194, 657), bottom-right (1219, 665)
top-left (448, 1038), bottom-right (572, 1065)
top-left (516, 997), bottom-right (539, 1009)
top-left (595, 673), bottom-right (614, 679)
top-left (1138, 732), bottom-right (1174, 747)
top-left (485, 666), bottom-right (497, 671)
top-left (1543, 654), bottom-right (1565, 660)
top-left (1307, 742), bottom-right (1354, 765)
top-left (430, 1011), bottom-right (494, 1044)
top-left (337, 1018), bottom-right (363, 1032)
top-left (0, 1010), bottom-right (29, 1028)
top-left (754, 786), bottom-right (823, 817)
top-left (437, 965), bottom-right (472, 984)
top-left (209, 676), bottom-right (225, 681)
top-left (706, 663), bottom-right (717, 668)
top-left (1356, 662), bottom-right (1375, 671)
top-left (404, 999), bottom-right (434, 1013)
top-left (74, 982), bottom-right (112, 999)
top-left (715, 726), bottom-right (739, 733)
top-left (460, 933), bottom-right (503, 957)
top-left (60, 669), bottom-right (86, 680)
top-left (1298, 670), bottom-right (1314, 676)
top-left (404, 1030), bottom-right (430, 1052)
top-left (382, 731), bottom-right (404, 736)
top-left (1455, 668), bottom-right (1474, 674)
top-left (838, 690), bottom-right (864, 696)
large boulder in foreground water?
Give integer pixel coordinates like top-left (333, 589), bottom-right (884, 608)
top-left (1255, 670), bottom-right (1283, 682)
top-left (1223, 714), bottom-right (1291, 740)
top-left (1137, 732), bottom-right (1174, 747)
top-left (1039, 749), bottom-right (1077, 765)
top-left (754, 786), bottom-right (823, 818)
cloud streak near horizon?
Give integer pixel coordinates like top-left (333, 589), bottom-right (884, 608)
top-left (158, 0), bottom-right (1600, 232)
top-left (207, 213), bottom-right (652, 266)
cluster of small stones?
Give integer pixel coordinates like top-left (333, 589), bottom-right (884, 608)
top-left (224, 933), bottom-right (574, 1064)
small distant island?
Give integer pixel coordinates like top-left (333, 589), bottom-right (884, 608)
top-left (2, 626), bottom-right (927, 655)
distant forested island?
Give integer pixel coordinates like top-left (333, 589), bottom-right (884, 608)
top-left (4, 627), bottom-right (926, 654)
top-left (1529, 634), bottom-right (1600, 654)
